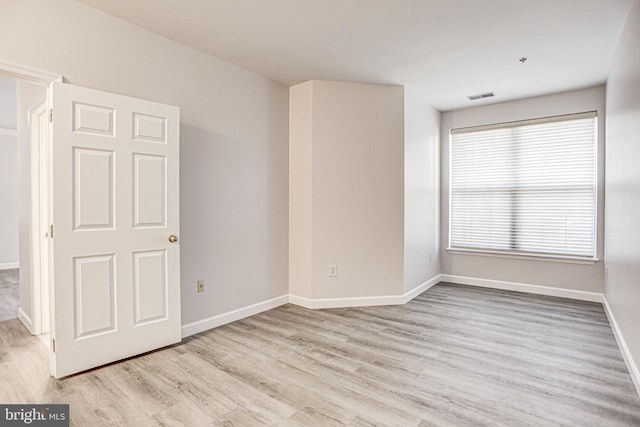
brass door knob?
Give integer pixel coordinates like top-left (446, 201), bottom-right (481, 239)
top-left (168, 234), bottom-right (178, 243)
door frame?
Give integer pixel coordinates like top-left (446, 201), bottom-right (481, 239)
top-left (0, 60), bottom-right (62, 336)
top-left (28, 99), bottom-right (49, 336)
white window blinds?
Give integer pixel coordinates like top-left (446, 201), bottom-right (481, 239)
top-left (449, 112), bottom-right (597, 259)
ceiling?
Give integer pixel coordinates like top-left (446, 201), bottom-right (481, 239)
top-left (75, 0), bottom-right (633, 111)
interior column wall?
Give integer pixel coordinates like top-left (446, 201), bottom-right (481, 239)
top-left (289, 80), bottom-right (405, 301)
top-left (404, 90), bottom-right (441, 293)
top-left (604, 0), bottom-right (640, 390)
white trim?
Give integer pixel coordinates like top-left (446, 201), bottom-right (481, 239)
top-left (177, 274), bottom-right (639, 401)
top-left (289, 274), bottom-right (442, 309)
top-left (28, 99), bottom-right (49, 336)
top-left (440, 274), bottom-right (604, 302)
top-left (0, 60), bottom-right (63, 85)
top-left (602, 296), bottom-right (640, 398)
top-left (0, 262), bottom-right (19, 270)
top-left (258, 274), bottom-right (600, 310)
top-left (0, 128), bottom-right (17, 136)
top-left (181, 276), bottom-right (443, 337)
top-left (402, 275), bottom-right (442, 303)
top-left (451, 110), bottom-right (598, 134)
top-left (446, 248), bottom-right (598, 265)
top-left (18, 308), bottom-right (34, 334)
top-left (289, 293), bottom-right (403, 309)
top-left (181, 294), bottom-right (289, 338)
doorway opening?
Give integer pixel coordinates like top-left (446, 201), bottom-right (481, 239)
top-left (1, 61), bottom-right (182, 378)
top-left (0, 62), bottom-right (61, 349)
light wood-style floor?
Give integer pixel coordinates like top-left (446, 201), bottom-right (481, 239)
top-left (1, 282), bottom-right (639, 426)
top-left (0, 268), bottom-right (19, 322)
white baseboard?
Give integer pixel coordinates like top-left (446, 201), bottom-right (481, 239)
top-left (181, 294), bottom-right (289, 338)
top-left (602, 296), bottom-right (640, 398)
top-left (18, 307), bottom-right (34, 334)
top-left (289, 274), bottom-right (441, 309)
top-left (180, 276), bottom-right (440, 338)
top-left (178, 273), bottom-right (638, 401)
top-left (288, 293), bottom-right (403, 309)
top-left (403, 275), bottom-right (441, 303)
top-left (290, 272), bottom-right (594, 311)
top-left (440, 274), bottom-right (604, 302)
top-left (0, 262), bottom-right (19, 270)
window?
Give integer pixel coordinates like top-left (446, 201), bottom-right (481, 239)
top-left (449, 112), bottom-right (597, 259)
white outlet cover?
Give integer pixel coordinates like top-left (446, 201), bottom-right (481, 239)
top-left (328, 264), bottom-right (338, 277)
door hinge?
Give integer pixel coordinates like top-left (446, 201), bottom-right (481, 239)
top-left (49, 108), bottom-right (53, 123)
top-left (50, 224), bottom-right (54, 238)
top-left (52, 338), bottom-right (56, 352)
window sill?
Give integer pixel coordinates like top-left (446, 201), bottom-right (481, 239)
top-left (446, 248), bottom-right (599, 265)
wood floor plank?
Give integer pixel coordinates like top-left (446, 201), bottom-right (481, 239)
top-left (0, 269), bottom-right (19, 322)
top-left (1, 282), bottom-right (639, 426)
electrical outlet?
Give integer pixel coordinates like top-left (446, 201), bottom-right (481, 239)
top-left (197, 279), bottom-right (205, 292)
top-left (328, 264), bottom-right (338, 277)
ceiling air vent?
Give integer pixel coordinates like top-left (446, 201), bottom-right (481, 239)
top-left (467, 92), bottom-right (495, 101)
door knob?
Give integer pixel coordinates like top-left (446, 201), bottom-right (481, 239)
top-left (168, 234), bottom-right (178, 243)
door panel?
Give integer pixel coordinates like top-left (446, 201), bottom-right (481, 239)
top-left (133, 250), bottom-right (167, 325)
top-left (73, 254), bottom-right (116, 338)
top-left (73, 148), bottom-right (114, 230)
top-left (50, 82), bottom-right (180, 378)
top-left (133, 113), bottom-right (166, 143)
top-left (73, 102), bottom-right (115, 136)
top-left (133, 154), bottom-right (166, 228)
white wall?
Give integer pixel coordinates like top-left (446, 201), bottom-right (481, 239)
top-left (289, 80), bottom-right (405, 300)
top-left (404, 90), bottom-right (441, 293)
top-left (0, 77), bottom-right (16, 129)
top-left (312, 81), bottom-right (405, 298)
top-left (440, 86), bottom-right (606, 292)
top-left (604, 0), bottom-right (640, 388)
top-left (0, 77), bottom-right (18, 269)
top-left (1, 0), bottom-right (289, 326)
top-left (0, 132), bottom-right (19, 269)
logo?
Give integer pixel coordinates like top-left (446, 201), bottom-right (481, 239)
top-left (0, 405), bottom-right (69, 426)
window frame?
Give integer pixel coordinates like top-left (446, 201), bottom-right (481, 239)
top-left (447, 111), bottom-right (599, 264)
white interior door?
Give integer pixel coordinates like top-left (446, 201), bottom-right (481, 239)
top-left (49, 82), bottom-right (181, 378)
